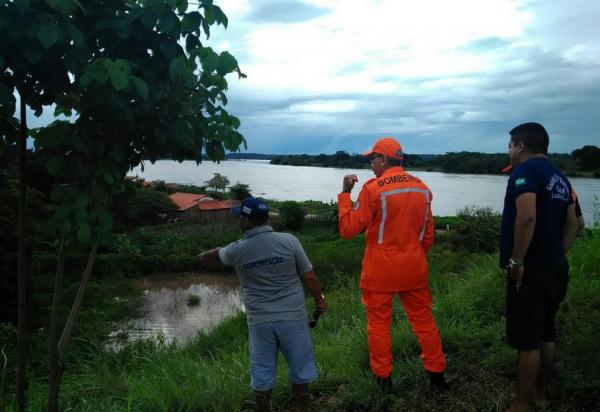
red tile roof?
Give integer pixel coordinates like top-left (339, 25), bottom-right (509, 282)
top-left (168, 192), bottom-right (209, 211)
top-left (197, 200), bottom-right (239, 211)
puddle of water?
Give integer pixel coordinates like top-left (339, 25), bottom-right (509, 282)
top-left (110, 272), bottom-right (244, 348)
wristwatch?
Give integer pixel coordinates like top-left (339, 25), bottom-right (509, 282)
top-left (508, 258), bottom-right (523, 269)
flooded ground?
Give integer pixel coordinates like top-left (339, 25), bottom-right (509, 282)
top-left (111, 272), bottom-right (243, 347)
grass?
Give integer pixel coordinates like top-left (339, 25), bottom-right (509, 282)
top-left (2, 225), bottom-right (600, 411)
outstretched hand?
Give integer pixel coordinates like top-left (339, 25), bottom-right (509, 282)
top-left (198, 247), bottom-right (220, 262)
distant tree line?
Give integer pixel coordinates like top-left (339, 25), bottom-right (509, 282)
top-left (269, 146), bottom-right (600, 176)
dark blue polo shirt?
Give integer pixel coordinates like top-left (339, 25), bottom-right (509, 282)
top-left (499, 157), bottom-right (573, 268)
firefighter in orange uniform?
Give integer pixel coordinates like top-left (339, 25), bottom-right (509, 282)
top-left (338, 137), bottom-right (449, 391)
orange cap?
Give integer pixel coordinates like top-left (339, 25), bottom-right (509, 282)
top-left (363, 137), bottom-right (403, 160)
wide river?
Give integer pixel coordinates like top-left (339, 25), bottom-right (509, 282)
top-left (129, 160), bottom-right (599, 225)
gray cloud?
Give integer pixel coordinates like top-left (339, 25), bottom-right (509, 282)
top-left (460, 36), bottom-right (513, 53)
top-left (247, 0), bottom-right (331, 24)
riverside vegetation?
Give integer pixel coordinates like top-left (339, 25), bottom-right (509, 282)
top-left (1, 186), bottom-right (599, 411)
top-left (269, 147), bottom-right (600, 178)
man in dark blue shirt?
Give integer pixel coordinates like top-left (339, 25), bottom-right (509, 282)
top-left (500, 122), bottom-right (579, 412)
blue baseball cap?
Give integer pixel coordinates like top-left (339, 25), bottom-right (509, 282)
top-left (231, 197), bottom-right (269, 219)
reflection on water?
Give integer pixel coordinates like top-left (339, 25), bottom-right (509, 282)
top-left (111, 273), bottom-right (243, 347)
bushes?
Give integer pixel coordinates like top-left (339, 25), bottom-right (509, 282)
top-left (228, 183), bottom-right (251, 200)
top-left (111, 186), bottom-right (177, 230)
top-left (453, 206), bottom-right (501, 253)
top-left (278, 201), bottom-right (305, 230)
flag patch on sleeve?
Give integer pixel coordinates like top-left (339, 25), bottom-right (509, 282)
top-left (515, 178), bottom-right (526, 187)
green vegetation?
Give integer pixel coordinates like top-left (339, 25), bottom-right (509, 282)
top-left (204, 173), bottom-right (231, 193)
top-left (269, 147), bottom-right (600, 177)
top-left (278, 201), bottom-right (306, 230)
top-left (2, 214), bottom-right (599, 410)
top-left (1, 0), bottom-right (247, 407)
top-left (186, 294), bottom-right (201, 307)
top-left (228, 183), bottom-right (252, 200)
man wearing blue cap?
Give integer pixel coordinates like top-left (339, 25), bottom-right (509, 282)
top-left (200, 197), bottom-right (327, 412)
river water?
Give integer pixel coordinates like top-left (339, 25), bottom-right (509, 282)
top-left (129, 159), bottom-right (599, 225)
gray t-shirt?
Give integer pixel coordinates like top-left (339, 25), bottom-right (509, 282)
top-left (218, 226), bottom-right (313, 325)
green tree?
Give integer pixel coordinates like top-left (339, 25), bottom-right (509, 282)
top-left (572, 145), bottom-right (600, 171)
top-left (205, 172), bottom-right (230, 192)
top-left (0, 1), bottom-right (245, 410)
top-left (111, 186), bottom-right (177, 230)
top-left (279, 201), bottom-right (305, 230)
top-left (229, 182), bottom-right (251, 200)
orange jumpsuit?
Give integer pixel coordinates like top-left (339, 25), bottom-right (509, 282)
top-left (338, 166), bottom-right (446, 377)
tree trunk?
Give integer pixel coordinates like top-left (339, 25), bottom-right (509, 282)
top-left (58, 242), bottom-right (99, 354)
top-left (16, 96), bottom-right (27, 412)
top-left (47, 240), bottom-right (67, 412)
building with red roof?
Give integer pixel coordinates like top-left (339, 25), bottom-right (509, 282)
top-left (167, 192), bottom-right (240, 222)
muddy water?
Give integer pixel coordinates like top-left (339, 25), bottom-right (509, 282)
top-left (112, 272), bottom-right (243, 346)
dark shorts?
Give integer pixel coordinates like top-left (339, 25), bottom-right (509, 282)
top-left (506, 256), bottom-right (569, 350)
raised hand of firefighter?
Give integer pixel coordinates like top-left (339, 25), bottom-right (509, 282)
top-left (342, 174), bottom-right (359, 193)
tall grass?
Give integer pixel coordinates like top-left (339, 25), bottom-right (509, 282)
top-left (4, 225), bottom-right (600, 411)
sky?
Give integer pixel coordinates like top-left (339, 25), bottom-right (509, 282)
top-left (24, 0), bottom-right (600, 155)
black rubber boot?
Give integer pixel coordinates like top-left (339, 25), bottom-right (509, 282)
top-left (376, 375), bottom-right (393, 393)
top-left (428, 371), bottom-right (450, 392)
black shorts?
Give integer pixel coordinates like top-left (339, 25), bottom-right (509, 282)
top-left (506, 256), bottom-right (569, 350)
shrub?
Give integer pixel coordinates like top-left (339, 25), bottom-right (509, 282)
top-left (434, 215), bottom-right (463, 231)
top-left (279, 201), bottom-right (305, 230)
top-left (453, 206), bottom-right (501, 253)
top-left (228, 183), bottom-right (251, 200)
top-left (187, 294), bottom-right (201, 306)
top-left (111, 187), bottom-right (177, 230)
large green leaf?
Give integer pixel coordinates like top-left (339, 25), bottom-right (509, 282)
top-left (217, 51), bottom-right (238, 75)
top-left (204, 6), bottom-right (215, 25)
top-left (67, 24), bottom-right (84, 46)
top-left (38, 20), bottom-right (59, 48)
top-left (169, 55), bottom-right (187, 80)
top-left (212, 5), bottom-right (228, 28)
top-left (157, 11), bottom-right (179, 36)
top-left (109, 68), bottom-right (128, 91)
top-left (201, 49), bottom-right (219, 73)
top-left (177, 0), bottom-right (188, 14)
top-left (185, 33), bottom-right (200, 53)
top-left (80, 70), bottom-right (95, 87)
top-left (133, 76), bottom-right (149, 99)
top-left (181, 11), bottom-right (202, 34)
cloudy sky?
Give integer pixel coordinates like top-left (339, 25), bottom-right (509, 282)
top-left (201, 0), bottom-right (600, 154)
top-left (24, 0), bottom-right (600, 155)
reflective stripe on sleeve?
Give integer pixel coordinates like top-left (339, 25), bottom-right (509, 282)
top-left (379, 188), bottom-right (430, 244)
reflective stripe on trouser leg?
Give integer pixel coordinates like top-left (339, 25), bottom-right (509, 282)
top-left (361, 290), bottom-right (394, 378)
top-left (399, 287), bottom-right (446, 372)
